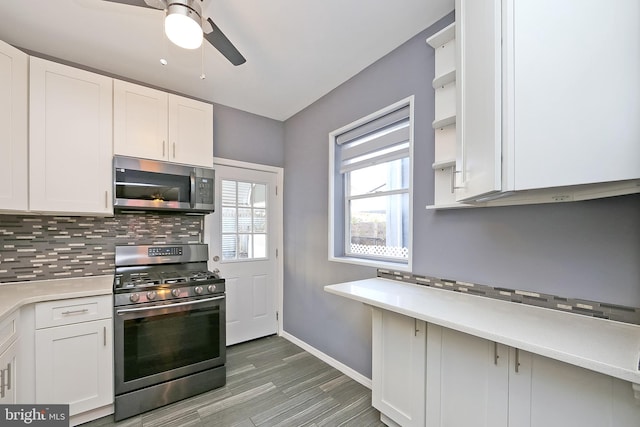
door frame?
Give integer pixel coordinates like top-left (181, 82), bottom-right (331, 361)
top-left (212, 157), bottom-right (284, 337)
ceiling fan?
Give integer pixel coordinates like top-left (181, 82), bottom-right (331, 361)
top-left (103, 0), bottom-right (246, 66)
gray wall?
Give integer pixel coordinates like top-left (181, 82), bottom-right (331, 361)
top-left (213, 103), bottom-right (284, 167)
top-left (281, 12), bottom-right (640, 379)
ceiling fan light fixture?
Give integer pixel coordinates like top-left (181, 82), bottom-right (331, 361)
top-left (164, 0), bottom-right (203, 50)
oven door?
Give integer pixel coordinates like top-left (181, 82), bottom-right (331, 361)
top-left (114, 295), bottom-right (226, 395)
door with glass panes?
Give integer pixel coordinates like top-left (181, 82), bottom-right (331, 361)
top-left (204, 164), bottom-right (279, 345)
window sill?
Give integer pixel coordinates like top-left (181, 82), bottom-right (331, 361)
top-left (329, 255), bottom-right (411, 272)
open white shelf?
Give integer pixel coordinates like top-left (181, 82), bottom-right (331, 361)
top-left (427, 22), bottom-right (461, 209)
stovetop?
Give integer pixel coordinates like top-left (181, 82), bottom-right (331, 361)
top-left (113, 244), bottom-right (225, 306)
top-left (114, 269), bottom-right (222, 290)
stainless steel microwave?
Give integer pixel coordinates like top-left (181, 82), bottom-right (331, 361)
top-left (113, 156), bottom-right (214, 214)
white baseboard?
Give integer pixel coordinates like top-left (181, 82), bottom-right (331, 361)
top-left (279, 330), bottom-right (372, 389)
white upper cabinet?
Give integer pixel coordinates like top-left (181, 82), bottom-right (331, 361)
top-left (454, 0), bottom-right (640, 204)
top-left (168, 94), bottom-right (214, 167)
top-left (29, 57), bottom-right (113, 215)
top-left (0, 40), bottom-right (28, 212)
top-left (113, 80), bottom-right (168, 161)
top-left (114, 80), bottom-right (213, 168)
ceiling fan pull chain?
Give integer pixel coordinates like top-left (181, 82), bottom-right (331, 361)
top-left (200, 42), bottom-right (206, 80)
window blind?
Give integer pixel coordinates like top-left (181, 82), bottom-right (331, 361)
top-left (336, 105), bottom-right (410, 174)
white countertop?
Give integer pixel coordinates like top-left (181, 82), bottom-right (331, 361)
top-left (325, 278), bottom-right (640, 385)
top-left (0, 275), bottom-right (113, 323)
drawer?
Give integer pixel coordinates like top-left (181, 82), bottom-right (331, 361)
top-left (35, 295), bottom-right (112, 329)
top-left (0, 310), bottom-right (20, 355)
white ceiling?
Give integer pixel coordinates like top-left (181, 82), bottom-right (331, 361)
top-left (0, 0), bottom-right (453, 121)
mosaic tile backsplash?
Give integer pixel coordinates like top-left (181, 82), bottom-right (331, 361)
top-left (378, 269), bottom-right (640, 326)
top-left (0, 214), bottom-right (203, 283)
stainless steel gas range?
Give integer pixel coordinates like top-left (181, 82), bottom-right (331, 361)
top-left (113, 244), bottom-right (226, 421)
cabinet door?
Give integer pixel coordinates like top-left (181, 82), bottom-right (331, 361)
top-left (168, 94), bottom-right (213, 167)
top-left (0, 40), bottom-right (28, 212)
top-left (371, 308), bottom-right (426, 427)
top-left (29, 57), bottom-right (113, 215)
top-left (426, 325), bottom-right (508, 427)
top-left (509, 350), bottom-right (640, 427)
top-left (509, 0), bottom-right (640, 190)
top-left (113, 79), bottom-right (168, 161)
top-left (455, 0), bottom-right (503, 202)
top-left (0, 339), bottom-right (18, 405)
top-left (35, 319), bottom-right (113, 416)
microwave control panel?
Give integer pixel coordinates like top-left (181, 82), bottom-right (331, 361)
top-left (196, 177), bottom-right (214, 204)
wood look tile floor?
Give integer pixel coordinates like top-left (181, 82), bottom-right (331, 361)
top-left (83, 335), bottom-right (385, 427)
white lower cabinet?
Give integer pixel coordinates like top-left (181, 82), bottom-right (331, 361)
top-left (0, 310), bottom-right (20, 405)
top-left (371, 308), bottom-right (426, 427)
top-left (510, 350), bottom-right (640, 427)
top-left (34, 296), bottom-right (113, 421)
top-left (426, 325), bottom-right (508, 427)
top-left (0, 339), bottom-right (18, 404)
top-left (426, 324), bottom-right (640, 427)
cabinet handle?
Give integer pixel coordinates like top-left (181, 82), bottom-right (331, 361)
top-left (61, 308), bottom-right (89, 316)
top-left (104, 326), bottom-right (107, 347)
top-left (0, 366), bottom-right (5, 398)
top-left (515, 348), bottom-right (521, 373)
top-left (494, 342), bottom-right (499, 365)
top-left (105, 190), bottom-right (108, 209)
top-left (172, 142), bottom-right (176, 158)
top-left (450, 166), bottom-right (462, 193)
top-left (0, 363), bottom-right (8, 398)
top-left (414, 318), bottom-right (419, 336)
top-left (163, 140), bottom-right (166, 157)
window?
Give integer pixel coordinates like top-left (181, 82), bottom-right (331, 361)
top-left (329, 97), bottom-right (413, 269)
top-left (221, 179), bottom-right (268, 260)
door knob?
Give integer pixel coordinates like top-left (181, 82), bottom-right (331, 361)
top-left (213, 255), bottom-right (220, 262)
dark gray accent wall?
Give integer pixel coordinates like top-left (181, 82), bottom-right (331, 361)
top-left (213, 103), bottom-right (284, 167)
top-left (282, 11), bottom-right (640, 379)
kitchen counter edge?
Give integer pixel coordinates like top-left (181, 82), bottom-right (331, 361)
top-left (325, 277), bottom-right (640, 385)
top-left (0, 275), bottom-right (113, 323)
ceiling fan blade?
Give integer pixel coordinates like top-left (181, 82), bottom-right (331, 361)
top-left (204, 18), bottom-right (246, 66)
top-left (101, 0), bottom-right (164, 10)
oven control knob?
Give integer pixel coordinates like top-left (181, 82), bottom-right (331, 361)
top-left (147, 291), bottom-right (157, 300)
top-left (207, 284), bottom-right (217, 293)
top-left (171, 289), bottom-right (181, 297)
top-left (194, 286), bottom-right (204, 295)
top-left (129, 293), bottom-right (140, 303)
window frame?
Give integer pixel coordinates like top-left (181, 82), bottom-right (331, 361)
top-left (328, 96), bottom-right (414, 271)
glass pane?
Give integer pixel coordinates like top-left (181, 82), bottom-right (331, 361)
top-left (238, 234), bottom-right (252, 259)
top-left (219, 178), bottom-right (269, 262)
top-left (237, 182), bottom-right (252, 207)
top-left (221, 207), bottom-right (237, 233)
top-left (253, 209), bottom-right (267, 233)
top-left (349, 157), bottom-right (409, 197)
top-left (238, 208), bottom-right (252, 232)
top-left (221, 180), bottom-right (236, 206)
top-left (222, 235), bottom-right (236, 260)
top-left (348, 193), bottom-right (409, 260)
top-left (254, 234), bottom-right (266, 258)
top-left (252, 184), bottom-right (267, 208)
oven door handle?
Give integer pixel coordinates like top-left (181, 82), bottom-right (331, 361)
top-left (116, 295), bottom-right (225, 315)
